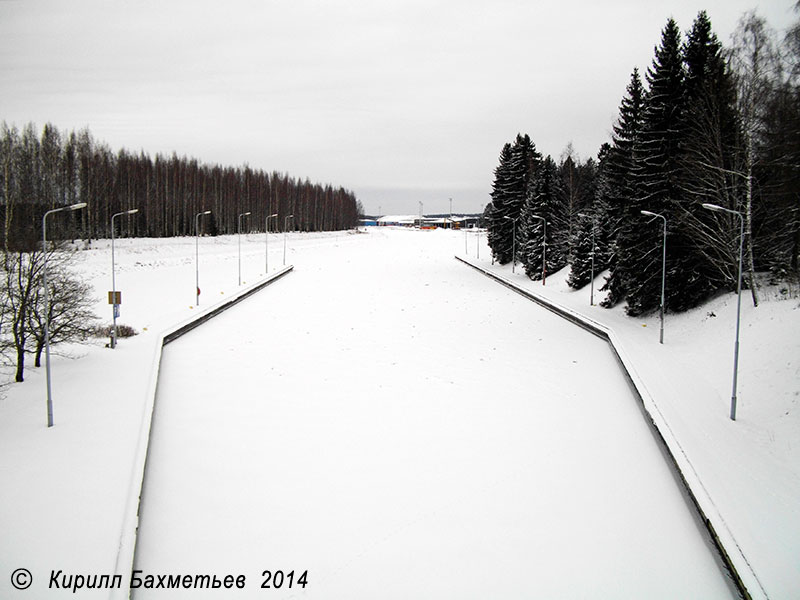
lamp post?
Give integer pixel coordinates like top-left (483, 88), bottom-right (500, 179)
top-left (42, 202), bottom-right (86, 427)
top-left (503, 215), bottom-right (518, 273)
top-left (110, 208), bottom-right (139, 348)
top-left (449, 197), bottom-right (453, 230)
top-left (283, 214), bottom-right (294, 266)
top-left (418, 201), bottom-right (423, 229)
top-left (265, 213), bottom-right (278, 273)
top-left (238, 211), bottom-right (251, 286)
top-left (195, 210), bottom-right (211, 306)
top-left (703, 203), bottom-right (744, 421)
top-left (530, 214), bottom-right (547, 284)
top-left (641, 210), bottom-right (667, 344)
top-left (578, 212), bottom-right (596, 305)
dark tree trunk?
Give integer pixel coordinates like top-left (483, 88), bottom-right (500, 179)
top-left (15, 342), bottom-right (26, 382)
top-left (35, 340), bottom-right (44, 368)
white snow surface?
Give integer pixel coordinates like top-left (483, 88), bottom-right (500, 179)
top-left (0, 227), bottom-right (797, 599)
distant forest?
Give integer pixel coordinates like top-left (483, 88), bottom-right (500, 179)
top-left (486, 8), bottom-right (799, 315)
top-left (0, 123), bottom-right (360, 250)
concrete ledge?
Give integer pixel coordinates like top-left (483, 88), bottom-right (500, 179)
top-left (456, 255), bottom-right (758, 600)
top-left (163, 265), bottom-right (294, 345)
top-left (110, 265), bottom-right (294, 599)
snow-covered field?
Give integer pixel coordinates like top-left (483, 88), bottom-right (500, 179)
top-left (0, 227), bottom-right (797, 599)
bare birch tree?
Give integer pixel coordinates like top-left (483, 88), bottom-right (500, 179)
top-left (729, 12), bottom-right (781, 306)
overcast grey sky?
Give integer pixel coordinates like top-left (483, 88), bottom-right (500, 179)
top-left (0, 0), bottom-right (795, 215)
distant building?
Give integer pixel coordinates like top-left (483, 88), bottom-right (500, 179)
top-left (375, 214), bottom-right (482, 229)
top-left (377, 215), bottom-right (419, 227)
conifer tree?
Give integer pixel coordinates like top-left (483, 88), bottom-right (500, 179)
top-left (487, 134), bottom-right (538, 264)
top-left (563, 157), bottom-right (598, 262)
top-left (672, 11), bottom-right (743, 310)
top-left (602, 69), bottom-right (645, 307)
top-left (519, 156), bottom-right (566, 280)
top-left (487, 143), bottom-right (513, 262)
top-left (569, 145), bottom-right (613, 289)
top-left (558, 144), bottom-right (579, 260)
top-left (627, 18), bottom-right (686, 316)
top-left (567, 212), bottom-right (597, 289)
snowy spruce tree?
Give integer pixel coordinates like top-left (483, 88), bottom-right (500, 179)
top-left (561, 154), bottom-right (598, 268)
top-left (667, 12), bottom-right (744, 310)
top-left (567, 212), bottom-right (597, 289)
top-left (626, 18), bottom-right (686, 316)
top-left (557, 145), bottom-right (580, 263)
top-left (519, 156), bottom-right (567, 280)
top-left (602, 15), bottom-right (749, 315)
top-left (601, 69), bottom-right (646, 307)
top-left (487, 143), bottom-right (513, 262)
top-left (487, 134), bottom-right (538, 264)
top-left (568, 144), bottom-right (614, 289)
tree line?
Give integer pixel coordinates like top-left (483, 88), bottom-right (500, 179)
top-left (1, 122), bottom-right (360, 251)
top-left (1, 122), bottom-right (360, 387)
top-left (486, 8), bottom-right (799, 315)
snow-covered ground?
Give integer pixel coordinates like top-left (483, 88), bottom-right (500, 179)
top-left (459, 229), bottom-right (800, 600)
top-left (132, 228), bottom-right (733, 599)
top-left (0, 227), bottom-right (797, 598)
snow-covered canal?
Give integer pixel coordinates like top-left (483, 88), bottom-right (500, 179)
top-left (133, 229), bottom-right (736, 598)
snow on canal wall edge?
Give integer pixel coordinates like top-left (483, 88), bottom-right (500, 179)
top-left (109, 265), bottom-right (294, 600)
top-left (455, 255), bottom-right (762, 600)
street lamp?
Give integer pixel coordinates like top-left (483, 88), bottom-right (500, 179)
top-left (641, 210), bottom-right (667, 344)
top-left (530, 214), bottom-right (547, 285)
top-left (703, 203), bottom-right (744, 421)
top-left (238, 211), bottom-right (251, 286)
top-left (110, 208), bottom-right (138, 348)
top-left (42, 202), bottom-right (86, 427)
top-left (195, 210), bottom-right (211, 306)
top-left (503, 215), bottom-right (518, 273)
top-left (266, 213), bottom-right (278, 273)
top-left (283, 214), bottom-right (294, 266)
top-left (419, 201), bottom-right (423, 229)
top-left (578, 212), bottom-right (596, 305)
